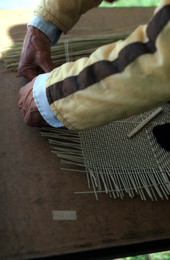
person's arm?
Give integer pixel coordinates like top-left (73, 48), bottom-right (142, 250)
top-left (45, 0), bottom-right (170, 130)
top-left (33, 74), bottom-right (64, 127)
top-left (18, 0), bottom-right (102, 80)
top-left (18, 25), bottom-right (54, 80)
top-left (18, 0), bottom-right (103, 125)
top-left (18, 0), bottom-right (170, 130)
top-left (34, 0), bottom-right (102, 34)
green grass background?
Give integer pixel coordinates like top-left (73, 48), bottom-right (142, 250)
top-left (100, 2), bottom-right (169, 260)
top-left (116, 251), bottom-right (170, 260)
top-left (100, 0), bottom-right (160, 7)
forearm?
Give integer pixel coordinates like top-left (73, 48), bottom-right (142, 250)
top-left (34, 0), bottom-right (102, 33)
top-left (41, 0), bottom-right (170, 130)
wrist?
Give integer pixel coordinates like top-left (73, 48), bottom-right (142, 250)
top-left (28, 16), bottom-right (62, 46)
top-left (33, 73), bottom-right (64, 127)
top-left (27, 25), bottom-right (51, 43)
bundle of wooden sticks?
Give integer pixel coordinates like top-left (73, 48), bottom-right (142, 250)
top-left (1, 31), bottom-right (130, 71)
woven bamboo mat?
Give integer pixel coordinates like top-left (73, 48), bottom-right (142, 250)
top-left (41, 103), bottom-right (170, 201)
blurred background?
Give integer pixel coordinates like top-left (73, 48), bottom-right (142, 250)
top-left (0, 0), bottom-right (160, 9)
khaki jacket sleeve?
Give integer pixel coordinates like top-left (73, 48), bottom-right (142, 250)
top-left (45, 0), bottom-right (170, 130)
top-left (34, 0), bottom-right (102, 33)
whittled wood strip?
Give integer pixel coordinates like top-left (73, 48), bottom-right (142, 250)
top-left (127, 107), bottom-right (163, 138)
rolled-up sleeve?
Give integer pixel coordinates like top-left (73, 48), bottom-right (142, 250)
top-left (33, 73), bottom-right (64, 127)
top-left (28, 16), bottom-right (62, 45)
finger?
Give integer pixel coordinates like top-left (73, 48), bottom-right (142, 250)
top-left (23, 69), bottom-right (38, 81)
top-left (24, 110), bottom-right (44, 127)
top-left (18, 88), bottom-right (25, 109)
top-left (18, 64), bottom-right (39, 81)
top-left (18, 79), bottom-right (36, 110)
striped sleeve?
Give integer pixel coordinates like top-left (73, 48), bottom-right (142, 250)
top-left (45, 0), bottom-right (170, 130)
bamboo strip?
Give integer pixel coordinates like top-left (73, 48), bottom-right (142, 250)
top-left (127, 107), bottom-right (163, 138)
top-left (1, 31), bottom-right (131, 71)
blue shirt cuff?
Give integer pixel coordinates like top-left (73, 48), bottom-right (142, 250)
top-left (33, 73), bottom-right (64, 128)
top-left (28, 16), bottom-right (62, 46)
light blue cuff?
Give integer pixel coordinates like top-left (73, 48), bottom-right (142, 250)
top-left (33, 73), bottom-right (64, 128)
top-left (28, 16), bottom-right (62, 46)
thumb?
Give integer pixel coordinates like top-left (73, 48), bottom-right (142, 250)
top-left (18, 64), bottom-right (39, 81)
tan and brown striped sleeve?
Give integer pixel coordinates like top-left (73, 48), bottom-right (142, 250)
top-left (45, 0), bottom-right (170, 130)
top-left (34, 0), bottom-right (102, 33)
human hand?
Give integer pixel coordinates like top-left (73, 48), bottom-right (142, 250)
top-left (18, 78), bottom-right (44, 126)
top-left (18, 26), bottom-right (54, 81)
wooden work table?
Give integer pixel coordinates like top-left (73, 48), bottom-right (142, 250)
top-left (0, 7), bottom-right (170, 260)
